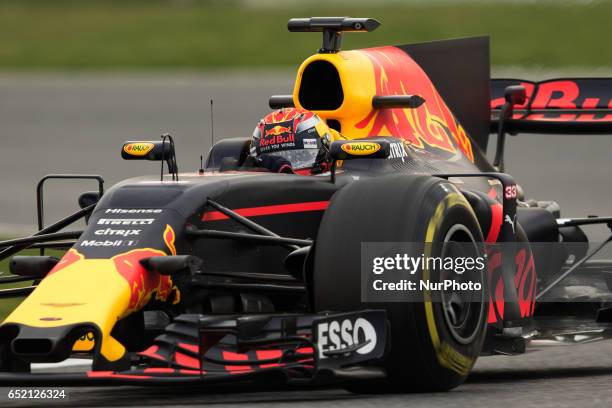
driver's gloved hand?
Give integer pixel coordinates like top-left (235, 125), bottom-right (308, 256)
top-left (260, 155), bottom-right (294, 174)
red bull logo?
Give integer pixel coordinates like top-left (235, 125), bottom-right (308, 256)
top-left (491, 79), bottom-right (612, 121)
top-left (45, 231), bottom-right (180, 319)
top-left (113, 225), bottom-right (179, 313)
top-left (355, 46), bottom-right (474, 162)
top-left (265, 125), bottom-right (292, 137)
top-left (260, 133), bottom-right (295, 147)
top-left (113, 248), bottom-right (176, 315)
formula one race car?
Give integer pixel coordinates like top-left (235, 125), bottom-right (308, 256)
top-left (1, 17), bottom-right (612, 391)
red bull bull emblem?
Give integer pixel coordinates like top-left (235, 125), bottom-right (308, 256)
top-left (113, 248), bottom-right (177, 314)
top-left (43, 246), bottom-right (179, 318)
top-left (355, 46), bottom-right (474, 162)
top-left (265, 125), bottom-right (292, 137)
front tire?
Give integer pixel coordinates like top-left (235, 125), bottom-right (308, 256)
top-left (313, 174), bottom-right (488, 392)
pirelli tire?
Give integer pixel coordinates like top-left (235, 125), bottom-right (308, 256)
top-left (313, 174), bottom-right (488, 392)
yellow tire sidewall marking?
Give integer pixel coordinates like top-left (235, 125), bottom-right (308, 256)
top-left (423, 191), bottom-right (476, 376)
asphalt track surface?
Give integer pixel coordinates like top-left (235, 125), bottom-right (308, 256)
top-left (1, 341), bottom-right (612, 407)
top-left (1, 71), bottom-right (612, 407)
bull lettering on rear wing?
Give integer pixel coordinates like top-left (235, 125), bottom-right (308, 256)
top-left (490, 78), bottom-right (612, 134)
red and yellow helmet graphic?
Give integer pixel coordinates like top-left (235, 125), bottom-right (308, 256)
top-left (250, 108), bottom-right (336, 171)
top-left (253, 108), bottom-right (330, 143)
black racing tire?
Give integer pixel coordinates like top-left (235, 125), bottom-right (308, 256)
top-left (313, 174), bottom-right (488, 392)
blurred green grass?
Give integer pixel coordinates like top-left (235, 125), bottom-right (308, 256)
top-left (0, 1), bottom-right (610, 70)
top-left (0, 249), bottom-right (31, 322)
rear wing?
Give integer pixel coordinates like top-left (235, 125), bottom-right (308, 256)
top-left (491, 78), bottom-right (612, 134)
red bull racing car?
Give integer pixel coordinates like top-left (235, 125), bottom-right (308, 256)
top-left (1, 17), bottom-right (612, 391)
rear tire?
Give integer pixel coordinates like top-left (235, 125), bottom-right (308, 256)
top-left (313, 174), bottom-right (488, 392)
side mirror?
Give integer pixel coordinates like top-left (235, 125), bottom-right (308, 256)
top-left (121, 141), bottom-right (173, 162)
top-left (78, 191), bottom-right (101, 209)
top-left (78, 191), bottom-right (101, 223)
top-left (329, 139), bottom-right (391, 161)
top-left (121, 138), bottom-right (178, 179)
top-left (328, 139), bottom-right (391, 183)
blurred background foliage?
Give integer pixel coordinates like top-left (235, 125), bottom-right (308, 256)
top-left (0, 0), bottom-right (610, 70)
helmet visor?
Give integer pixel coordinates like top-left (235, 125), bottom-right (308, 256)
top-left (254, 121), bottom-right (324, 170)
top-left (260, 148), bottom-right (320, 170)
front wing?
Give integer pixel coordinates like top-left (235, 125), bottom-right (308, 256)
top-left (0, 310), bottom-right (388, 386)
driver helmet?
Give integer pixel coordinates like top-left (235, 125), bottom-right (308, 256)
top-left (250, 108), bottom-right (335, 174)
